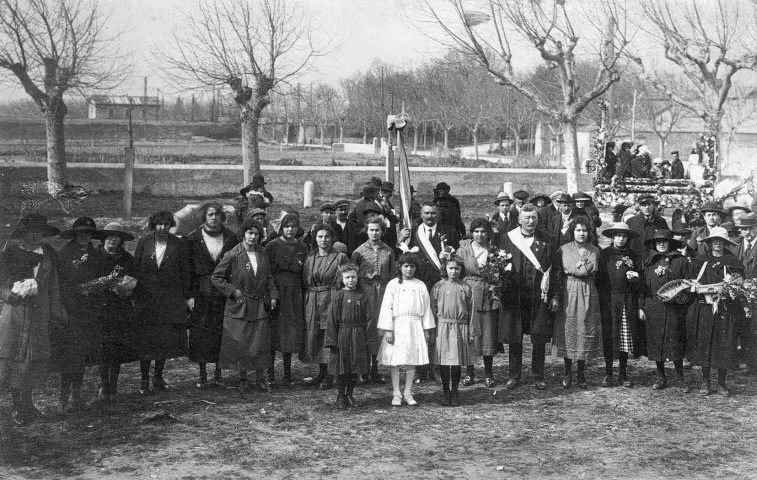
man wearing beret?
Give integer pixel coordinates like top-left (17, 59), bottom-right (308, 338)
top-left (626, 195), bottom-right (669, 259)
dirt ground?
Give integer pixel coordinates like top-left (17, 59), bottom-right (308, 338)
top-left (1, 192), bottom-right (757, 480)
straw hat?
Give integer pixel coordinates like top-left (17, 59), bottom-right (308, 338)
top-left (602, 222), bottom-right (639, 239)
top-left (99, 222), bottom-right (135, 241)
top-left (493, 192), bottom-right (513, 205)
top-left (701, 226), bottom-right (738, 246)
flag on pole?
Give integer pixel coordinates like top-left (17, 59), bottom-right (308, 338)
top-left (396, 122), bottom-right (412, 231)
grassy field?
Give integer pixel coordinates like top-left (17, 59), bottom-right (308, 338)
top-left (1, 193), bottom-right (756, 479)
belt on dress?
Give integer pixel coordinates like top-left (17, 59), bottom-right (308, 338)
top-left (394, 315), bottom-right (422, 321)
top-left (307, 285), bottom-right (332, 292)
top-left (437, 317), bottom-right (469, 324)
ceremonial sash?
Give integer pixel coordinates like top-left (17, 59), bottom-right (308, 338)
top-left (418, 227), bottom-right (441, 270)
top-left (508, 229), bottom-right (551, 297)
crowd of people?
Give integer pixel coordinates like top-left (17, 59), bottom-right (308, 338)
top-left (1, 173), bottom-right (756, 427)
top-left (603, 142), bottom-right (687, 181)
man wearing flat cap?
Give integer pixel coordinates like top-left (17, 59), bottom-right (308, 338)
top-left (334, 199), bottom-right (360, 257)
top-left (548, 193), bottom-right (576, 252)
top-left (626, 195), bottom-right (669, 259)
top-left (689, 201), bottom-right (724, 255)
top-left (304, 203), bottom-right (343, 251)
top-left (513, 190), bottom-right (530, 214)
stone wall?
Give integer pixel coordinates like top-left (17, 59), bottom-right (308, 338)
top-left (0, 162), bottom-right (593, 203)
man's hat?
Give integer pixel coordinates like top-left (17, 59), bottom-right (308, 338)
top-left (60, 217), bottom-right (98, 239)
top-left (700, 201), bottom-right (725, 215)
top-left (249, 208), bottom-right (267, 218)
top-left (721, 221), bottom-right (740, 236)
top-left (11, 213), bottom-right (59, 239)
top-left (513, 190), bottom-right (529, 201)
top-left (727, 204), bottom-right (752, 217)
top-left (701, 226), bottom-right (738, 246)
top-left (240, 174), bottom-right (267, 197)
top-left (362, 203), bottom-right (383, 215)
top-left (319, 203), bottom-right (336, 213)
top-left (360, 186), bottom-right (377, 198)
top-left (334, 199), bottom-right (350, 209)
top-left (554, 193), bottom-right (573, 204)
top-left (572, 192), bottom-right (593, 204)
top-left (367, 177), bottom-right (384, 188)
top-left (637, 194), bottom-right (658, 206)
top-left (602, 222), bottom-right (639, 239)
top-left (493, 192), bottom-right (513, 205)
top-left (529, 193), bottom-right (553, 206)
top-left (670, 151), bottom-right (679, 155)
top-left (735, 213), bottom-right (757, 229)
top-left (381, 181), bottom-right (394, 192)
top-left (99, 222), bottom-right (135, 241)
top-left (434, 182), bottom-right (451, 192)
top-left (644, 229), bottom-right (684, 250)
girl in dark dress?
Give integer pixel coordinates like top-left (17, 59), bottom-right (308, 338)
top-left (687, 227), bottom-right (746, 397)
top-left (597, 223), bottom-right (644, 388)
top-left (95, 222), bottom-right (138, 401)
top-left (265, 213), bottom-right (307, 386)
top-left (56, 216), bottom-right (104, 411)
top-left (324, 263), bottom-right (368, 409)
top-left (134, 211), bottom-right (192, 395)
top-left (640, 230), bottom-right (691, 392)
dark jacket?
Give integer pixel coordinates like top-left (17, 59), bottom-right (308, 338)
top-left (615, 149), bottom-right (634, 178)
top-left (626, 213), bottom-right (669, 259)
top-left (408, 223), bottom-right (459, 292)
top-left (670, 159), bottom-right (685, 179)
top-left (187, 227), bottom-right (239, 299)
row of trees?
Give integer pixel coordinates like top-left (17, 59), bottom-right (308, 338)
top-left (3, 0), bottom-right (757, 192)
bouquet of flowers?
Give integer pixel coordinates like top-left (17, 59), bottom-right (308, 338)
top-left (695, 131), bottom-right (716, 157)
top-left (588, 101), bottom-right (609, 176)
top-left (479, 248), bottom-right (514, 301)
top-left (80, 265), bottom-right (128, 296)
top-left (722, 273), bottom-right (757, 316)
top-left (12, 279), bottom-right (38, 298)
top-left (111, 275), bottom-right (138, 298)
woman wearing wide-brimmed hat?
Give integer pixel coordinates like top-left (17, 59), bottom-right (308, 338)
top-left (0, 214), bottom-right (63, 426)
top-left (596, 223), bottom-right (645, 388)
top-left (639, 229), bottom-right (691, 393)
top-left (686, 226), bottom-right (746, 397)
top-left (55, 216), bottom-right (105, 412)
top-left (95, 222), bottom-right (139, 401)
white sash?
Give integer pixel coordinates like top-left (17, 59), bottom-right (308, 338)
top-left (508, 229), bottom-right (551, 299)
top-left (418, 226), bottom-right (441, 270)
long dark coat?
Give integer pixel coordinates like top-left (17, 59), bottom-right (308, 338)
top-left (301, 249), bottom-right (348, 364)
top-left (211, 243), bottom-right (279, 370)
top-left (97, 245), bottom-right (139, 365)
top-left (55, 241), bottom-right (105, 369)
top-left (596, 246), bottom-right (646, 359)
top-left (640, 250), bottom-right (690, 362)
top-left (497, 229), bottom-right (556, 344)
top-left (490, 209), bottom-right (518, 243)
top-left (0, 243), bottom-right (62, 390)
top-left (686, 251), bottom-right (745, 369)
top-left (335, 220), bottom-right (361, 258)
top-left (134, 233), bottom-right (191, 360)
top-left (671, 159), bottom-right (685, 179)
top-left (187, 227), bottom-right (238, 364)
top-left (324, 288), bottom-right (369, 375)
top-left (265, 237), bottom-right (307, 354)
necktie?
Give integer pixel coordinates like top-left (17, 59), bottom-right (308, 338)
top-left (428, 227), bottom-right (433, 242)
top-left (746, 242), bottom-right (753, 260)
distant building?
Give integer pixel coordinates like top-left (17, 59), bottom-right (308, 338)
top-left (88, 95), bottom-right (161, 120)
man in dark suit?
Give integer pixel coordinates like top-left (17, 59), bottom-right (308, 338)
top-left (548, 193), bottom-right (574, 253)
top-left (433, 182), bottom-right (466, 239)
top-left (490, 192), bottom-right (518, 242)
top-left (334, 198), bottom-right (361, 257)
top-left (626, 195), bottom-right (669, 259)
top-left (186, 202), bottom-right (239, 389)
top-left (735, 213), bottom-right (757, 372)
top-left (529, 193), bottom-right (554, 234)
top-left (670, 151), bottom-right (685, 179)
top-left (398, 202), bottom-right (459, 382)
top-left (498, 205), bottom-right (558, 390)
top-left (688, 202), bottom-right (724, 255)
top-left (348, 185), bottom-right (379, 226)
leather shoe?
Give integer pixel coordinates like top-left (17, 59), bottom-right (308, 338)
top-left (562, 375), bottom-right (572, 389)
top-left (462, 375), bottom-right (475, 387)
top-left (620, 375), bottom-right (633, 388)
top-left (346, 395), bottom-right (357, 408)
top-left (504, 378), bottom-right (519, 390)
top-left (484, 377), bottom-right (495, 388)
top-left (360, 373), bottom-right (372, 384)
top-left (601, 375), bottom-right (613, 387)
top-left (153, 376), bottom-right (169, 391)
top-left (280, 376), bottom-right (295, 387)
top-left (652, 376), bottom-right (667, 390)
top-left (196, 378), bottom-right (208, 390)
top-left (441, 392), bottom-right (451, 406)
top-left (577, 377), bottom-right (588, 389)
top-left (675, 376), bottom-right (690, 393)
top-left (698, 382), bottom-right (711, 396)
top-left (335, 394), bottom-right (348, 409)
top-left (450, 392), bottom-right (460, 407)
top-left (319, 376), bottom-right (335, 390)
top-left (256, 379), bottom-right (272, 393)
top-left (534, 380), bottom-right (547, 390)
top-left (370, 372), bottom-right (386, 384)
top-left (717, 384), bottom-right (730, 397)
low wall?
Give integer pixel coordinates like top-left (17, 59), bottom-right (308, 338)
top-left (332, 142), bottom-right (379, 155)
top-left (0, 162), bottom-right (593, 203)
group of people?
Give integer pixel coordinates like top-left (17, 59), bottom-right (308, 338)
top-left (604, 143), bottom-right (686, 181)
top-left (1, 173), bottom-right (756, 427)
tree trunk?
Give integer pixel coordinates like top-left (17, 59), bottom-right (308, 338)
top-left (45, 97), bottom-right (68, 188)
top-left (658, 136), bottom-right (666, 157)
top-left (339, 125), bottom-right (344, 144)
top-left (422, 122), bottom-right (427, 149)
top-left (241, 108), bottom-right (261, 186)
top-left (443, 128), bottom-right (449, 150)
top-left (363, 121), bottom-right (367, 144)
top-left (319, 125), bottom-right (324, 146)
top-left (562, 119), bottom-right (581, 194)
top-left (473, 130), bottom-right (479, 161)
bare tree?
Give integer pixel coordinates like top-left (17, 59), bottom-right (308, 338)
top-left (417, 0), bottom-right (632, 192)
top-left (722, 86), bottom-right (757, 159)
top-left (0, 0), bottom-right (129, 187)
top-left (632, 0), bottom-right (757, 171)
top-left (640, 91), bottom-right (689, 156)
top-left (158, 0), bottom-right (322, 184)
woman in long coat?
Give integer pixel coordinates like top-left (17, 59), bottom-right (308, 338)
top-left (640, 230), bottom-right (691, 392)
top-left (134, 211), bottom-right (192, 395)
top-left (596, 223), bottom-right (644, 388)
top-left (0, 214), bottom-right (62, 425)
top-left (302, 224), bottom-right (348, 389)
top-left (56, 216), bottom-right (105, 411)
top-left (187, 202), bottom-right (239, 389)
top-left (95, 222), bottom-right (139, 401)
top-left (457, 218), bottom-right (498, 387)
top-left (687, 227), bottom-right (745, 397)
top-left (552, 216), bottom-right (602, 389)
top-left (265, 213), bottom-right (307, 386)
top-left (212, 218), bottom-right (279, 394)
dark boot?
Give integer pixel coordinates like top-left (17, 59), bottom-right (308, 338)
top-left (305, 364), bottom-right (327, 387)
top-left (370, 356), bottom-right (385, 384)
top-left (109, 364), bottom-right (121, 397)
top-left (59, 375), bottom-right (71, 412)
top-left (20, 390), bottom-right (43, 419)
top-left (197, 363), bottom-right (209, 389)
top-left (346, 376), bottom-right (357, 408)
top-left (335, 377), bottom-right (347, 409)
top-left (450, 367), bottom-right (461, 407)
top-left (281, 353), bottom-right (293, 386)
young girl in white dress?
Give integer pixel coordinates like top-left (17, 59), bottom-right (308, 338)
top-left (377, 253), bottom-right (436, 406)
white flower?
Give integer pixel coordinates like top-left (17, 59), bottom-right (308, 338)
top-left (12, 278), bottom-right (38, 298)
